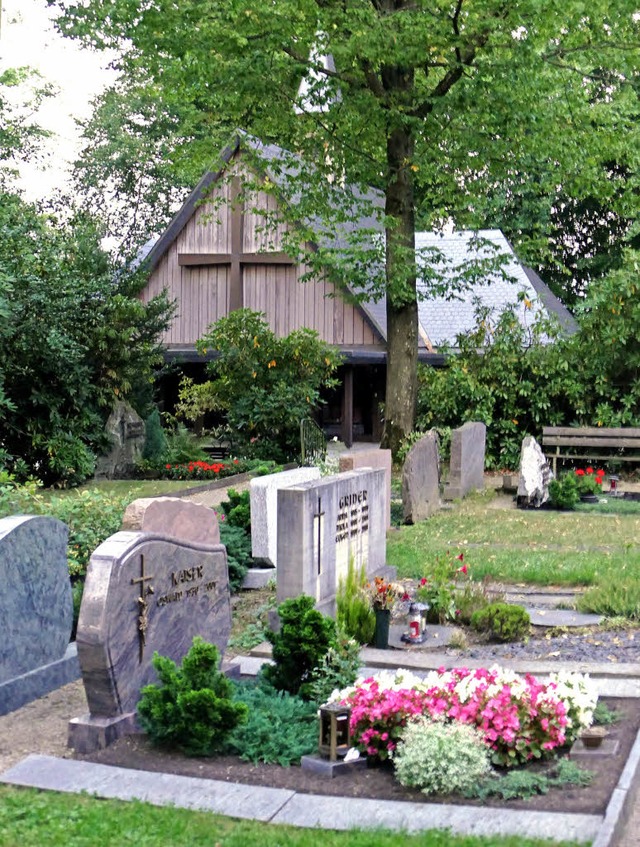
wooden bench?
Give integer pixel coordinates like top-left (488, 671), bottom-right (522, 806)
top-left (201, 442), bottom-right (231, 461)
top-left (541, 426), bottom-right (640, 475)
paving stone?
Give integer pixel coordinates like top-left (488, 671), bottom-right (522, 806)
top-left (526, 608), bottom-right (603, 627)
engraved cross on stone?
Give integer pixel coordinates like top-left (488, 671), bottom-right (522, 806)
top-left (131, 554), bottom-right (154, 663)
top-left (313, 497), bottom-right (325, 576)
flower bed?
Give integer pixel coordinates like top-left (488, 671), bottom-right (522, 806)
top-left (329, 666), bottom-right (597, 767)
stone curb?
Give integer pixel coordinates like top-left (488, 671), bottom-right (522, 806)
top-left (592, 730), bottom-right (640, 847)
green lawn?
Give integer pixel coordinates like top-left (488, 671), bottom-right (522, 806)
top-left (387, 490), bottom-right (640, 589)
top-left (0, 787), bottom-right (586, 847)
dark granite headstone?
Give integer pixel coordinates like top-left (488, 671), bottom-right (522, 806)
top-left (402, 431), bottom-right (440, 523)
top-left (69, 530), bottom-right (231, 752)
top-left (444, 422), bottom-right (486, 500)
top-left (0, 515), bottom-right (79, 715)
top-left (276, 469), bottom-right (393, 616)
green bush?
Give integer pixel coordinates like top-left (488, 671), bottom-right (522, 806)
top-left (218, 522), bottom-right (253, 592)
top-left (142, 409), bottom-right (168, 463)
top-left (219, 488), bottom-right (251, 532)
top-left (471, 602), bottom-right (530, 642)
top-left (263, 595), bottom-right (337, 699)
top-left (137, 637), bottom-right (248, 756)
top-left (226, 680), bottom-right (317, 765)
top-left (176, 310), bottom-right (342, 462)
top-left (548, 473), bottom-right (579, 510)
top-left (336, 561), bottom-right (375, 645)
top-left (305, 630), bottom-right (362, 705)
top-left (393, 717), bottom-right (491, 795)
top-left (465, 759), bottom-right (592, 801)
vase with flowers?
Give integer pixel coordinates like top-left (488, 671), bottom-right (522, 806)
top-left (574, 467), bottom-right (605, 502)
top-left (366, 576), bottom-right (397, 649)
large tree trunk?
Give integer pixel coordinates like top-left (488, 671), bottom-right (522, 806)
top-left (380, 124), bottom-right (418, 457)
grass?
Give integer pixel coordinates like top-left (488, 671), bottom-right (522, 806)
top-left (0, 786), bottom-right (585, 847)
top-left (387, 489), bottom-right (640, 588)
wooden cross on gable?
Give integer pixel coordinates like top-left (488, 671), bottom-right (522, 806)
top-left (177, 176), bottom-right (295, 311)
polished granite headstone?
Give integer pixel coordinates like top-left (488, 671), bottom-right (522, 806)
top-left (69, 530), bottom-right (231, 752)
top-left (0, 514), bottom-right (79, 715)
top-left (122, 497), bottom-right (220, 545)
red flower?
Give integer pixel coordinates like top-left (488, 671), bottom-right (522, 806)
top-left (458, 564), bottom-right (468, 575)
top-left (234, 459), bottom-right (239, 464)
top-left (456, 553), bottom-right (464, 561)
top-left (420, 577), bottom-right (428, 586)
top-left (165, 464), bottom-right (172, 469)
top-left (595, 478), bottom-right (602, 486)
top-left (575, 469), bottom-right (585, 476)
top-left (586, 467), bottom-right (594, 475)
top-left (596, 469), bottom-right (606, 478)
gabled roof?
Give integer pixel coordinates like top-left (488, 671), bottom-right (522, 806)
top-left (139, 134), bottom-right (575, 353)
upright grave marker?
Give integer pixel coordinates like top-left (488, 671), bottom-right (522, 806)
top-left (444, 422), bottom-right (486, 500)
top-left (276, 469), bottom-right (392, 616)
top-left (402, 430), bottom-right (440, 522)
top-left (69, 527), bottom-right (231, 753)
top-left (338, 447), bottom-right (392, 529)
top-left (0, 515), bottom-right (79, 715)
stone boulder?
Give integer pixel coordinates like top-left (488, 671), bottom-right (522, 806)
top-left (517, 436), bottom-right (554, 507)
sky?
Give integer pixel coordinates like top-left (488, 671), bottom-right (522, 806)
top-left (0, 0), bottom-right (115, 199)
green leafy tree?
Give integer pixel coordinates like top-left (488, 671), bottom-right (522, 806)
top-left (176, 309), bottom-right (341, 461)
top-left (51, 0), bottom-right (640, 453)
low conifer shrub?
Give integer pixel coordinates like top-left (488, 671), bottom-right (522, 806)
top-left (471, 602), bottom-right (530, 642)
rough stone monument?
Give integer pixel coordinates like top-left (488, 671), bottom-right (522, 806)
top-left (339, 448), bottom-right (392, 528)
top-left (0, 515), bottom-right (79, 715)
top-left (122, 497), bottom-right (220, 545)
top-left (518, 436), bottom-right (554, 507)
top-left (402, 431), bottom-right (440, 523)
top-left (276, 468), bottom-right (393, 616)
top-left (444, 422), bottom-right (487, 500)
top-left (69, 530), bottom-right (231, 753)
top-left (94, 400), bottom-right (146, 479)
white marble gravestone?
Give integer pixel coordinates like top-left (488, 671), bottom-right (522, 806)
top-left (276, 468), bottom-right (392, 616)
top-left (69, 530), bottom-right (231, 752)
top-left (0, 515), bottom-right (79, 715)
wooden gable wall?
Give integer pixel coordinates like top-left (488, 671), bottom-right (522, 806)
top-left (141, 155), bottom-right (382, 349)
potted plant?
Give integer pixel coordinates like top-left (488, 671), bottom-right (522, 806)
top-left (574, 467), bottom-right (605, 502)
top-left (365, 576), bottom-right (398, 649)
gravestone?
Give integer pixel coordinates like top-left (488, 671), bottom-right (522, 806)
top-left (250, 467), bottom-right (321, 567)
top-left (444, 422), bottom-right (486, 500)
top-left (518, 436), bottom-right (554, 508)
top-left (276, 468), bottom-right (393, 616)
top-left (338, 448), bottom-right (392, 529)
top-left (94, 400), bottom-right (146, 479)
top-left (122, 497), bottom-right (220, 545)
top-left (0, 515), bottom-right (79, 716)
top-left (402, 430), bottom-right (440, 523)
top-left (69, 530), bottom-right (231, 753)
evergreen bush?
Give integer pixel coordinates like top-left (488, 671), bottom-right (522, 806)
top-left (262, 594), bottom-right (337, 699)
top-left (471, 602), bottom-right (530, 642)
top-left (137, 637), bottom-right (248, 757)
top-left (305, 630), bottom-right (362, 705)
top-left (218, 523), bottom-right (252, 592)
top-left (142, 408), bottom-right (168, 462)
top-left (548, 473), bottom-right (579, 510)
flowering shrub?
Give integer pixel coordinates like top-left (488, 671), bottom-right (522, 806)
top-left (574, 467), bottom-right (605, 496)
top-left (160, 458), bottom-right (245, 481)
top-left (416, 552), bottom-right (469, 622)
top-left (394, 717), bottom-right (491, 795)
top-left (330, 666), bottom-right (597, 767)
top-left (548, 671), bottom-right (597, 744)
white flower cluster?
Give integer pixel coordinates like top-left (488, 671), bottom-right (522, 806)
top-left (548, 671), bottom-right (598, 733)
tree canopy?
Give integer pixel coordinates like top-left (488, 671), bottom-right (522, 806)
top-left (50, 0), bottom-right (640, 451)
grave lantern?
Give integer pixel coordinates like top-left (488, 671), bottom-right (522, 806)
top-left (608, 475), bottom-right (620, 496)
top-left (318, 703), bottom-right (352, 761)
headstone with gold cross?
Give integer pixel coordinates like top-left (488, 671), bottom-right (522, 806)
top-left (69, 528), bottom-right (230, 753)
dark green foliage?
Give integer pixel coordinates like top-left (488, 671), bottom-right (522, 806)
top-left (305, 630), bottom-right (362, 705)
top-left (263, 595), bottom-right (337, 699)
top-left (218, 523), bottom-right (253, 592)
top-left (142, 409), bottom-right (168, 463)
top-left (471, 603), bottom-right (531, 643)
top-left (176, 310), bottom-right (341, 462)
top-left (548, 474), bottom-right (579, 510)
top-left (593, 701), bottom-right (620, 726)
top-left (465, 759), bottom-right (592, 801)
top-left (226, 680), bottom-right (317, 766)
top-left (455, 580), bottom-right (496, 626)
top-left (0, 189), bottom-right (173, 486)
top-left (336, 561), bottom-right (375, 646)
top-left (220, 488), bottom-right (251, 532)
top-left (137, 637), bottom-right (248, 757)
